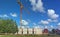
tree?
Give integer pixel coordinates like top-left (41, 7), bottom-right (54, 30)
top-left (0, 19), bottom-right (18, 34)
top-left (52, 29), bottom-right (56, 34)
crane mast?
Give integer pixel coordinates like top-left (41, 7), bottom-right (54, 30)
top-left (17, 0), bottom-right (23, 28)
top-left (17, 0), bottom-right (30, 34)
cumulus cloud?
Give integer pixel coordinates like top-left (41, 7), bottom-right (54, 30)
top-left (58, 23), bottom-right (60, 25)
top-left (53, 19), bottom-right (58, 22)
top-left (48, 9), bottom-right (59, 19)
top-left (47, 19), bottom-right (58, 22)
top-left (47, 9), bottom-right (59, 22)
top-left (51, 14), bottom-right (59, 19)
top-left (33, 23), bottom-right (37, 26)
top-left (50, 25), bottom-right (53, 28)
top-left (40, 20), bottom-right (49, 25)
top-left (48, 9), bottom-right (55, 16)
top-left (39, 19), bottom-right (58, 25)
top-left (29, 0), bottom-right (45, 12)
top-left (47, 19), bottom-right (52, 22)
top-left (0, 14), bottom-right (8, 18)
top-left (45, 26), bottom-right (48, 28)
top-left (34, 26), bottom-right (40, 28)
top-left (10, 13), bottom-right (17, 17)
top-left (21, 20), bottom-right (28, 25)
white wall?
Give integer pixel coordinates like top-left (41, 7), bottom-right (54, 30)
top-left (18, 28), bottom-right (42, 34)
top-left (34, 28), bottom-right (42, 34)
top-left (18, 28), bottom-right (22, 34)
top-left (23, 28), bottom-right (27, 34)
top-left (28, 28), bottom-right (33, 34)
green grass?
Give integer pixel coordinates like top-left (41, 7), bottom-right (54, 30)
top-left (0, 35), bottom-right (60, 37)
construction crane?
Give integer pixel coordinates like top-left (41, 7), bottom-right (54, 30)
top-left (17, 0), bottom-right (29, 34)
top-left (17, 0), bottom-right (23, 28)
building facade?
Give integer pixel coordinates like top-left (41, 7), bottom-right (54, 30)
top-left (18, 28), bottom-right (43, 34)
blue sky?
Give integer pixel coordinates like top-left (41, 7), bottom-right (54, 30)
top-left (0, 0), bottom-right (60, 29)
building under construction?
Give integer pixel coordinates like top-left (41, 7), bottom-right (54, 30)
top-left (18, 27), bottom-right (43, 34)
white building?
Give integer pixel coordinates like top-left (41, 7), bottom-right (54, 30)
top-left (28, 28), bottom-right (33, 34)
top-left (23, 28), bottom-right (27, 34)
top-left (34, 28), bottom-right (42, 34)
top-left (18, 27), bottom-right (43, 34)
top-left (18, 28), bottom-right (23, 34)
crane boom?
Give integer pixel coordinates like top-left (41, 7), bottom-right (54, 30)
top-left (17, 0), bottom-right (23, 9)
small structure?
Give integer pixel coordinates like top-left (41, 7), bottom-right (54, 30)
top-left (43, 29), bottom-right (48, 34)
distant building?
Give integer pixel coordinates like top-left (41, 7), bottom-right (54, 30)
top-left (55, 29), bottom-right (60, 35)
top-left (43, 29), bottom-right (48, 34)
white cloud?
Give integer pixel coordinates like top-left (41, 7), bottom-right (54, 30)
top-left (57, 23), bottom-right (60, 30)
top-left (53, 19), bottom-right (58, 22)
top-left (47, 19), bottom-right (52, 22)
top-left (51, 14), bottom-right (59, 19)
top-left (48, 9), bottom-right (55, 16)
top-left (40, 20), bottom-right (49, 25)
top-left (21, 26), bottom-right (25, 28)
top-left (45, 26), bottom-right (48, 28)
top-left (0, 14), bottom-right (8, 18)
top-left (10, 13), bottom-right (17, 17)
top-left (33, 23), bottom-right (37, 26)
top-left (48, 9), bottom-right (59, 19)
top-left (47, 19), bottom-right (58, 22)
top-left (18, 26), bottom-right (20, 28)
top-left (21, 20), bottom-right (28, 25)
top-left (39, 19), bottom-right (58, 25)
top-left (58, 23), bottom-right (60, 25)
top-left (34, 26), bottom-right (40, 28)
top-left (50, 25), bottom-right (53, 28)
top-left (29, 0), bottom-right (45, 12)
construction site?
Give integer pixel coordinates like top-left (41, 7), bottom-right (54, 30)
top-left (17, 0), bottom-right (43, 35)
top-left (0, 0), bottom-right (60, 37)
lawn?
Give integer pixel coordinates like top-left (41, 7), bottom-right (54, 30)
top-left (0, 35), bottom-right (60, 37)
